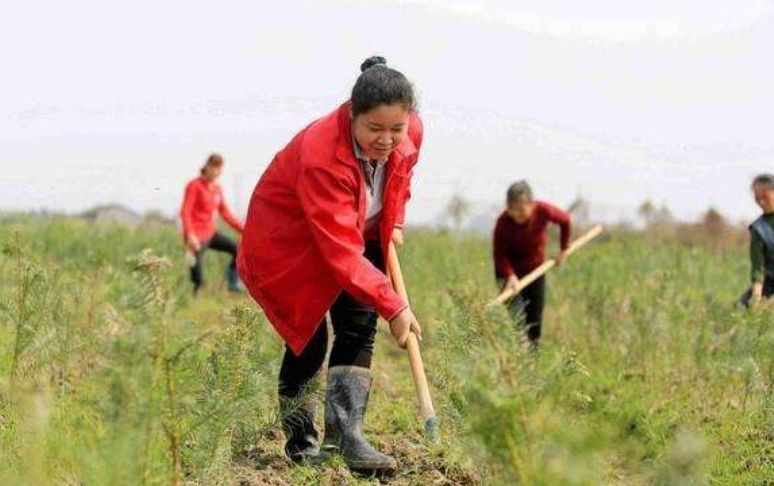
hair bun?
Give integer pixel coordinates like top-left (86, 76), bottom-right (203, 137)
top-left (360, 56), bottom-right (387, 73)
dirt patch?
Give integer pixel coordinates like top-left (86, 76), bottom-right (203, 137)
top-left (230, 434), bottom-right (480, 485)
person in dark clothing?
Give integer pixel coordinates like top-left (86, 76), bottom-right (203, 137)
top-left (738, 173), bottom-right (774, 308)
top-left (493, 180), bottom-right (572, 348)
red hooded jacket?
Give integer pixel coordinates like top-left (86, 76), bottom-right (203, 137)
top-left (237, 103), bottom-right (423, 355)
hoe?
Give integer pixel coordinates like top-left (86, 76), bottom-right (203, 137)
top-left (489, 224), bottom-right (604, 307)
top-left (387, 242), bottom-right (440, 443)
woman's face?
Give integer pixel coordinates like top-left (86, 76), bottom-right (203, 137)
top-left (753, 184), bottom-right (774, 213)
top-left (508, 201), bottom-right (535, 224)
top-left (351, 104), bottom-right (410, 161)
top-left (507, 201), bottom-right (536, 224)
top-left (203, 164), bottom-right (222, 181)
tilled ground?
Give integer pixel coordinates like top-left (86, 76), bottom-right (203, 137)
top-left (229, 428), bottom-right (480, 485)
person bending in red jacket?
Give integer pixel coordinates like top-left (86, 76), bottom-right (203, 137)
top-left (493, 180), bottom-right (572, 350)
top-left (238, 56), bottom-right (422, 472)
top-left (180, 153), bottom-right (244, 294)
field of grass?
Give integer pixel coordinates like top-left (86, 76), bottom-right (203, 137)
top-left (0, 215), bottom-right (771, 485)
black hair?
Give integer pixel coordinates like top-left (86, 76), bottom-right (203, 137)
top-left (507, 180), bottom-right (534, 205)
top-left (752, 173), bottom-right (774, 191)
top-left (351, 56), bottom-right (416, 116)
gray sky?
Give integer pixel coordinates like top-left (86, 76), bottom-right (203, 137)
top-left (2, 0), bottom-right (772, 225)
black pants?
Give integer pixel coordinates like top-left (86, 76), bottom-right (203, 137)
top-left (737, 277), bottom-right (774, 308)
top-left (279, 240), bottom-right (384, 398)
top-left (498, 276), bottom-right (546, 343)
top-left (190, 232), bottom-right (238, 293)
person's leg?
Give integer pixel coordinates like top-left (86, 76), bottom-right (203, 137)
top-left (327, 292), bottom-right (378, 369)
top-left (207, 232), bottom-right (241, 291)
top-left (500, 278), bottom-right (530, 341)
top-left (764, 277), bottom-right (774, 299)
top-left (522, 276), bottom-right (546, 345)
top-left (208, 231), bottom-right (238, 270)
top-left (190, 248), bottom-right (206, 295)
top-left (279, 322), bottom-right (328, 398)
top-left (328, 239), bottom-right (383, 368)
top-left (278, 321), bottom-right (328, 463)
top-left (322, 239), bottom-right (396, 471)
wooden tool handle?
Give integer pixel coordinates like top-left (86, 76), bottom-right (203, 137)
top-left (489, 224), bottom-right (604, 307)
top-left (387, 243), bottom-right (437, 425)
top-left (406, 334), bottom-right (435, 422)
top-left (387, 242), bottom-right (410, 306)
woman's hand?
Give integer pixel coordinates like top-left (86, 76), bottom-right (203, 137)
top-left (186, 234), bottom-right (201, 252)
top-left (391, 227), bottom-right (404, 247)
top-left (555, 250), bottom-right (569, 267)
top-left (389, 307), bottom-right (422, 348)
top-left (506, 274), bottom-right (520, 292)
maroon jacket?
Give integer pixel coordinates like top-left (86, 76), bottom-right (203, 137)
top-left (493, 201), bottom-right (571, 278)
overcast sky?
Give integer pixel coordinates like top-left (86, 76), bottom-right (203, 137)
top-left (2, 0), bottom-right (772, 224)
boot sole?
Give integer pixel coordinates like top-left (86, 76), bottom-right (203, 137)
top-left (351, 466), bottom-right (397, 479)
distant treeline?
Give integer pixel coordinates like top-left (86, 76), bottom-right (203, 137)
top-left (1, 198), bottom-right (754, 251)
top-left (439, 194), bottom-right (752, 250)
top-left (0, 205), bottom-right (175, 231)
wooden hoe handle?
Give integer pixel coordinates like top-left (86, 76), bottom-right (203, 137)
top-left (489, 224), bottom-right (604, 307)
top-left (387, 242), bottom-right (439, 441)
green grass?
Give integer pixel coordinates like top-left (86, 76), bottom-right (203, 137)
top-left (0, 216), bottom-right (771, 485)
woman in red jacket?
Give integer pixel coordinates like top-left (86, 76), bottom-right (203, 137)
top-left (493, 180), bottom-right (572, 350)
top-left (238, 56), bottom-right (422, 471)
top-left (180, 153), bottom-right (245, 294)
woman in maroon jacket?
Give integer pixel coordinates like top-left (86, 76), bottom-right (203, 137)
top-left (493, 180), bottom-right (572, 349)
